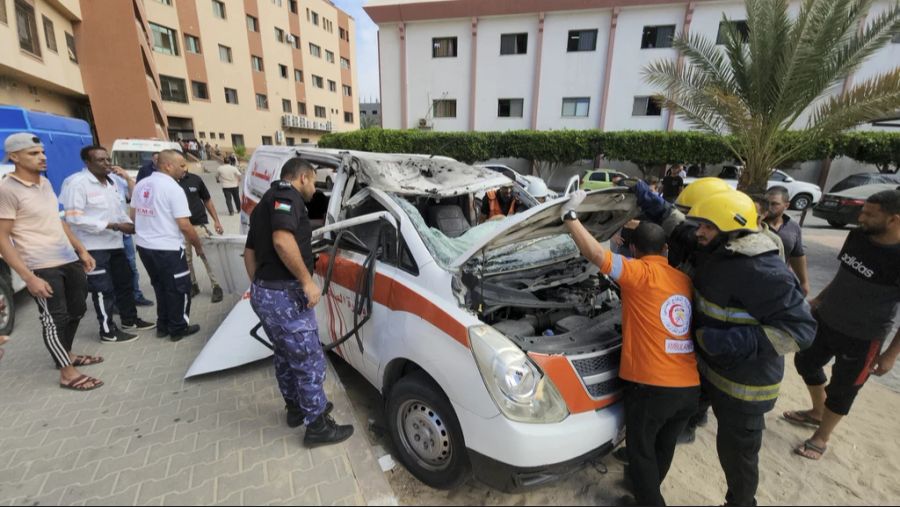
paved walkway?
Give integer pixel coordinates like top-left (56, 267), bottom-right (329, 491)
top-left (0, 169), bottom-right (396, 506)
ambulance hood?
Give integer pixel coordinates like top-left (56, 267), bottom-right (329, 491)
top-left (449, 189), bottom-right (638, 270)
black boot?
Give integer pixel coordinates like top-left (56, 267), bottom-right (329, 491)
top-left (286, 401), bottom-right (333, 428)
top-left (303, 412), bottom-right (354, 448)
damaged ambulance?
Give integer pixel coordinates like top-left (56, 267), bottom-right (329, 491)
top-left (193, 147), bottom-right (639, 491)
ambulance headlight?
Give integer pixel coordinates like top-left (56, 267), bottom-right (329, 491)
top-left (469, 325), bottom-right (568, 424)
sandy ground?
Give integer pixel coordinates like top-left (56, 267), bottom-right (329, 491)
top-left (335, 356), bottom-right (900, 506)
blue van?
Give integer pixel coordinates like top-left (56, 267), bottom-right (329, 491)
top-left (0, 106), bottom-right (94, 334)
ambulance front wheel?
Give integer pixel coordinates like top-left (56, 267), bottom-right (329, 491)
top-left (386, 371), bottom-right (470, 489)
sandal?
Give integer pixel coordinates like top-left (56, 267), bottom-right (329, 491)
top-left (71, 355), bottom-right (104, 367)
top-left (60, 375), bottom-right (104, 391)
top-left (782, 410), bottom-right (821, 428)
top-left (794, 439), bottom-right (827, 460)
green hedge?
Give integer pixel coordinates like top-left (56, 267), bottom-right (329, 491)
top-left (318, 129), bottom-right (900, 172)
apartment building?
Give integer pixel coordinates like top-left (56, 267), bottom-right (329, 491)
top-left (1, 0), bottom-right (359, 150)
top-left (365, 0), bottom-right (900, 133)
top-left (0, 0), bottom-right (90, 120)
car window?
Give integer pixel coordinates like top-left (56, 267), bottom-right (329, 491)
top-left (590, 172), bottom-right (606, 182)
top-left (339, 197), bottom-right (417, 274)
top-left (770, 171), bottom-right (787, 182)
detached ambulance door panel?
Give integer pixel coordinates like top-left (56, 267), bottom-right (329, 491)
top-left (245, 153), bottom-right (282, 202)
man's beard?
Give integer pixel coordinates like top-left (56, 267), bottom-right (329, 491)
top-left (860, 222), bottom-right (886, 236)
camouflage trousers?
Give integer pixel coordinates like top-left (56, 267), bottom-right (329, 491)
top-left (250, 279), bottom-right (328, 424)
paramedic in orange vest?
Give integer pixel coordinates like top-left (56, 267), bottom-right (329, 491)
top-left (480, 185), bottom-right (518, 222)
top-left (563, 190), bottom-right (700, 506)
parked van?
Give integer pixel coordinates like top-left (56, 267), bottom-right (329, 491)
top-left (0, 106), bottom-right (94, 334)
top-left (110, 139), bottom-right (183, 175)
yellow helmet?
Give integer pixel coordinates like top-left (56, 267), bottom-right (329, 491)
top-left (688, 190), bottom-right (759, 233)
top-left (675, 177), bottom-right (733, 211)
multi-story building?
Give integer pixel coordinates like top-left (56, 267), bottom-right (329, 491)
top-left (0, 0), bottom-right (90, 121)
top-left (1, 0), bottom-right (360, 150)
top-left (365, 0), bottom-right (899, 133)
top-left (359, 99), bottom-right (382, 128)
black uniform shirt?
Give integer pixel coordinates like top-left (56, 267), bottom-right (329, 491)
top-left (245, 180), bottom-right (315, 281)
top-left (178, 172), bottom-right (211, 225)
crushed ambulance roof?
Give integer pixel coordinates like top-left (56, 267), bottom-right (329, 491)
top-left (351, 152), bottom-right (511, 197)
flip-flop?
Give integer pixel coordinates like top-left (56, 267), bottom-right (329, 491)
top-left (60, 374), bottom-right (104, 391)
top-left (794, 439), bottom-right (827, 460)
top-left (782, 410), bottom-right (822, 428)
top-left (71, 355), bottom-right (104, 367)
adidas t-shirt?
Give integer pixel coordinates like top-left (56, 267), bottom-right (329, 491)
top-left (818, 229), bottom-right (900, 341)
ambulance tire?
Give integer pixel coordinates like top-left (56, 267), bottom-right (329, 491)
top-left (387, 371), bottom-right (470, 489)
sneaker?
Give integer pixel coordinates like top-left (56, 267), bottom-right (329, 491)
top-left (211, 286), bottom-right (224, 303)
top-left (134, 295), bottom-right (154, 307)
top-left (156, 329), bottom-right (169, 339)
top-left (121, 318), bottom-right (156, 331)
top-left (101, 329), bottom-right (139, 343)
top-left (287, 401), bottom-right (333, 429)
top-left (612, 446), bottom-right (629, 464)
top-left (303, 413), bottom-right (353, 448)
top-left (190, 283), bottom-right (200, 298)
top-left (170, 324), bottom-right (201, 342)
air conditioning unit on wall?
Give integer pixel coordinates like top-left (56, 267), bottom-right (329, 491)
top-left (418, 118), bottom-right (432, 129)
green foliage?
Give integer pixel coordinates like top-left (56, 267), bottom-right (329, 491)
top-left (233, 144), bottom-right (247, 160)
top-left (832, 131), bottom-right (900, 173)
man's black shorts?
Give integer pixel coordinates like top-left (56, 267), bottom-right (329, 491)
top-left (794, 315), bottom-right (882, 416)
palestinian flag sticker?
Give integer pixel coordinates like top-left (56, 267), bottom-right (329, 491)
top-left (274, 200), bottom-right (292, 212)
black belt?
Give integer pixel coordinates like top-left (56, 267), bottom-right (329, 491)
top-left (253, 278), bottom-right (301, 290)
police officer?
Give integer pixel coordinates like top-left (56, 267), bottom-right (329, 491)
top-left (687, 191), bottom-right (816, 506)
top-left (243, 157), bottom-right (352, 447)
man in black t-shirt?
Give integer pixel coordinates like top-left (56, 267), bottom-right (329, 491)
top-left (244, 157), bottom-right (353, 448)
top-left (178, 172), bottom-right (225, 302)
top-left (786, 189), bottom-right (900, 461)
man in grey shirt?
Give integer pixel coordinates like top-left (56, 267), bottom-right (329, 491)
top-left (765, 186), bottom-right (809, 294)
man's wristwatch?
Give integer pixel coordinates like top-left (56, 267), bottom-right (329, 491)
top-left (563, 210), bottom-right (578, 221)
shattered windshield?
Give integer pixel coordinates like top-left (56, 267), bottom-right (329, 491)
top-left (392, 196), bottom-right (579, 272)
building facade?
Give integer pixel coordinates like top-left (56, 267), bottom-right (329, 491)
top-left (365, 0), bottom-right (900, 133)
top-left (359, 99), bottom-right (382, 128)
top-left (1, 0), bottom-right (360, 150)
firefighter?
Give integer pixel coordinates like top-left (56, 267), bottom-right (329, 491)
top-left (687, 190), bottom-right (816, 506)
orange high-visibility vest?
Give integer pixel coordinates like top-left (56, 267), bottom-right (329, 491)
top-left (487, 190), bottom-right (516, 218)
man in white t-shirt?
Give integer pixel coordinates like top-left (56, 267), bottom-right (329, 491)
top-left (216, 162), bottom-right (243, 215)
top-left (131, 150), bottom-right (205, 341)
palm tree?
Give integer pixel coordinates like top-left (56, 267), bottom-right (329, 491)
top-left (644, 0), bottom-right (900, 192)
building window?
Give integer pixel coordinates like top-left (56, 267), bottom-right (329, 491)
top-left (562, 97), bottom-right (590, 117)
top-left (154, 0), bottom-right (173, 4)
top-left (279, 64), bottom-right (288, 78)
top-left (340, 57), bottom-right (350, 69)
top-left (159, 75), bottom-right (188, 103)
top-left (16, 0), bottom-right (41, 56)
top-left (282, 99), bottom-right (292, 113)
top-left (328, 80), bottom-right (337, 92)
top-left (433, 99), bottom-right (457, 118)
top-left (500, 33), bottom-right (527, 55)
top-left (432, 37), bottom-right (457, 58)
top-left (256, 94), bottom-right (269, 110)
top-left (567, 29), bottom-right (598, 52)
top-left (184, 34), bottom-right (201, 54)
top-left (232, 134), bottom-right (244, 147)
top-left (262, 136), bottom-right (273, 145)
top-left (212, 0), bottom-right (226, 19)
top-left (298, 102), bottom-right (307, 115)
top-left (325, 50), bottom-right (334, 63)
top-left (199, 132), bottom-right (206, 139)
top-left (0, 0), bottom-right (7, 24)
top-left (311, 11), bottom-right (319, 26)
top-left (342, 85), bottom-right (352, 97)
top-left (275, 27), bottom-right (284, 43)
top-left (314, 106), bottom-right (326, 118)
top-left (286, 136), bottom-right (295, 146)
top-left (209, 131), bottom-right (216, 138)
top-left (312, 75), bottom-right (324, 88)
top-left (246, 15), bottom-right (258, 32)
top-left (294, 69), bottom-right (304, 82)
top-left (290, 0), bottom-right (297, 14)
top-left (65, 32), bottom-right (77, 62)
top-left (289, 34), bottom-right (300, 49)
top-left (340, 27), bottom-right (349, 41)
top-left (498, 99), bottom-right (524, 118)
top-left (150, 22), bottom-right (179, 56)
top-left (251, 55), bottom-right (264, 72)
top-left (191, 81), bottom-right (209, 100)
top-left (218, 44), bottom-right (232, 63)
top-left (344, 112), bottom-right (354, 123)
top-left (641, 25), bottom-right (675, 49)
top-left (632, 96), bottom-right (663, 116)
top-left (219, 133), bottom-right (225, 139)
top-left (224, 87), bottom-right (239, 104)
top-left (309, 43), bottom-right (321, 57)
top-left (41, 16), bottom-right (57, 53)
top-left (717, 21), bottom-right (750, 44)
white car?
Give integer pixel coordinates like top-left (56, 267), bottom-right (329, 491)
top-left (684, 168), bottom-right (822, 210)
top-left (196, 147), bottom-right (637, 491)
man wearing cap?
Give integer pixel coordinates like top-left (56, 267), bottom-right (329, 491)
top-left (0, 133), bottom-right (102, 391)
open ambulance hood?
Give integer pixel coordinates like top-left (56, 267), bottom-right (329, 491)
top-left (449, 189), bottom-right (638, 270)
